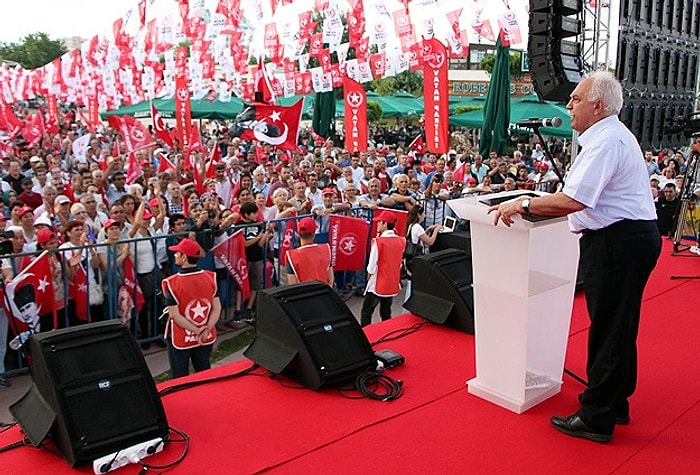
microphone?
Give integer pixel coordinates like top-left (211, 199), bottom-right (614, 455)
top-left (516, 117), bottom-right (563, 128)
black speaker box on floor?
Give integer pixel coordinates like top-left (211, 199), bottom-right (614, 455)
top-left (244, 281), bottom-right (375, 389)
top-left (405, 249), bottom-right (475, 334)
top-left (10, 320), bottom-right (169, 466)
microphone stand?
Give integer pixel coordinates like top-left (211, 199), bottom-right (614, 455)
top-left (532, 126), bottom-right (565, 186)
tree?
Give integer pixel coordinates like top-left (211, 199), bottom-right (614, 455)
top-left (480, 51), bottom-right (524, 80)
top-left (368, 70), bottom-right (424, 96)
top-left (0, 32), bottom-right (66, 69)
top-left (367, 101), bottom-right (383, 123)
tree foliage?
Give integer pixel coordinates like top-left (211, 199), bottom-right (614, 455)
top-left (0, 32), bottom-right (66, 69)
top-left (368, 70), bottom-right (424, 96)
top-left (366, 101), bottom-right (383, 122)
top-left (480, 51), bottom-right (524, 80)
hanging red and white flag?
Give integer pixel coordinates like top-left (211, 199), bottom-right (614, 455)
top-left (157, 150), bottom-right (177, 174)
top-left (87, 95), bottom-right (102, 132)
top-left (106, 114), bottom-right (156, 152)
top-left (151, 101), bottom-right (174, 147)
top-left (329, 214), bottom-right (370, 271)
top-left (343, 76), bottom-right (368, 153)
top-left (123, 256), bottom-right (145, 314)
top-left (211, 230), bottom-right (250, 301)
top-left (46, 95), bottom-right (60, 134)
top-left (205, 142), bottom-right (221, 179)
top-left (423, 38), bottom-right (449, 154)
top-left (408, 135), bottom-right (425, 156)
top-left (279, 214), bottom-right (297, 267)
top-left (229, 100), bottom-right (303, 151)
top-left (21, 113), bottom-right (45, 146)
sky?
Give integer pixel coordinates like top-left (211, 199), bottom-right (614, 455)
top-left (0, 0), bottom-right (139, 43)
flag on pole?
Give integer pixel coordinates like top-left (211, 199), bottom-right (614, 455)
top-left (229, 99), bottom-right (303, 151)
top-left (151, 101), bottom-right (174, 147)
top-left (106, 114), bottom-right (156, 152)
top-left (68, 263), bottom-right (90, 321)
top-left (3, 251), bottom-right (55, 335)
top-left (254, 58), bottom-right (276, 104)
top-left (211, 230), bottom-right (250, 301)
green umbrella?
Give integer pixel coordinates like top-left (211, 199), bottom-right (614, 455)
top-left (479, 37), bottom-right (511, 157)
top-left (101, 97), bottom-right (245, 120)
top-left (312, 91), bottom-right (336, 139)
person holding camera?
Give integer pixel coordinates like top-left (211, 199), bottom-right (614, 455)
top-left (240, 201), bottom-right (272, 322)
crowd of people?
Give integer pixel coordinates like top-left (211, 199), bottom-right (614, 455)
top-left (0, 101), bottom-right (697, 383)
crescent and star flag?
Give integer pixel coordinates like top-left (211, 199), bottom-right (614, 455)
top-left (229, 99), bottom-right (302, 151)
top-left (343, 76), bottom-right (368, 153)
top-left (211, 230), bottom-right (250, 301)
top-left (423, 37), bottom-right (449, 154)
top-left (68, 263), bottom-right (90, 321)
top-left (151, 101), bottom-right (174, 147)
top-left (72, 133), bottom-right (92, 162)
top-left (106, 114), bottom-right (156, 152)
top-left (3, 252), bottom-right (55, 335)
top-left (329, 214), bottom-right (370, 271)
top-left (370, 207), bottom-right (408, 239)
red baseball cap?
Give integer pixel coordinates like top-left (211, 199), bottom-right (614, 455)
top-left (103, 218), bottom-right (121, 229)
top-left (18, 205), bottom-right (34, 217)
top-left (374, 210), bottom-right (397, 225)
top-left (322, 187), bottom-right (336, 195)
top-left (298, 216), bottom-right (317, 234)
top-left (37, 229), bottom-right (58, 245)
top-left (168, 238), bottom-right (201, 258)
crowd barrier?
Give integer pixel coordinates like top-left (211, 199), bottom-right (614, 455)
top-left (1, 199), bottom-right (456, 377)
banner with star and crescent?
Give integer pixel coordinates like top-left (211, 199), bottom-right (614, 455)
top-left (3, 251), bottom-right (55, 336)
top-left (229, 99), bottom-right (303, 151)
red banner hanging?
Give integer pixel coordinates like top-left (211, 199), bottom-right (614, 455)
top-left (343, 76), bottom-right (368, 153)
top-left (423, 38), bottom-right (449, 154)
top-left (329, 214), bottom-right (370, 271)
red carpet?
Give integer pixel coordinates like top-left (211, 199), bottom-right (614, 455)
top-left (1, 240), bottom-right (698, 474)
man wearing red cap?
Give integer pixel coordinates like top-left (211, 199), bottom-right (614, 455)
top-left (286, 217), bottom-right (334, 286)
top-left (360, 211), bottom-right (406, 326)
top-left (162, 238), bottom-right (221, 379)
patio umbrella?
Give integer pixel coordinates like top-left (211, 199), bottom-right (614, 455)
top-left (312, 91), bottom-right (336, 139)
top-left (479, 37), bottom-right (511, 157)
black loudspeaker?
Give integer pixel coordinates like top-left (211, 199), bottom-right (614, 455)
top-left (10, 321), bottom-right (169, 466)
top-left (528, 0), bottom-right (584, 102)
top-left (244, 282), bottom-right (375, 389)
top-left (404, 249), bottom-right (474, 334)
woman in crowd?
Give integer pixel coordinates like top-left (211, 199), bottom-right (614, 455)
top-left (35, 229), bottom-right (66, 331)
top-left (97, 218), bottom-right (133, 323)
top-left (423, 174), bottom-right (448, 227)
top-left (403, 205), bottom-right (442, 302)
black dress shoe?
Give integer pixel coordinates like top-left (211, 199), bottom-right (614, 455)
top-left (551, 413), bottom-right (613, 443)
top-left (615, 415), bottom-right (630, 425)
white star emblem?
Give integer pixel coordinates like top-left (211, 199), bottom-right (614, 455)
top-left (37, 277), bottom-right (50, 293)
top-left (79, 283), bottom-right (87, 292)
top-left (269, 110), bottom-right (281, 122)
top-left (190, 300), bottom-right (208, 321)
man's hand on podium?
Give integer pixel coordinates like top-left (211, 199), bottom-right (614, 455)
top-left (488, 198), bottom-right (527, 227)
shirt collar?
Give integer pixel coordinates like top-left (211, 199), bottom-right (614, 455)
top-left (577, 114), bottom-right (618, 147)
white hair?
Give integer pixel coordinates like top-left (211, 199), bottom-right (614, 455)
top-left (586, 71), bottom-right (624, 116)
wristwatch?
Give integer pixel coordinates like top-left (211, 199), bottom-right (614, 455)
top-left (521, 198), bottom-right (531, 213)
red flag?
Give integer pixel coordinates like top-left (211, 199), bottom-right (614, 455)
top-left (0, 99), bottom-right (23, 137)
top-left (174, 55), bottom-right (192, 151)
top-left (106, 114), bottom-right (156, 152)
top-left (408, 135), bottom-right (425, 156)
top-left (87, 96), bottom-right (102, 132)
top-left (369, 208), bottom-right (408, 239)
top-left (211, 230), bottom-right (250, 301)
top-left (123, 257), bottom-right (145, 313)
top-left (157, 151), bottom-right (177, 174)
top-left (46, 95), bottom-right (60, 134)
top-left (3, 252), bottom-right (55, 334)
top-left (452, 160), bottom-right (467, 184)
top-left (68, 263), bottom-right (89, 321)
top-left (230, 100), bottom-right (302, 151)
top-left (151, 102), bottom-right (174, 147)
top-left (279, 214), bottom-right (297, 267)
top-left (343, 76), bottom-right (368, 153)
top-left (126, 152), bottom-right (142, 184)
top-left (22, 113), bottom-right (45, 146)
top-left (254, 58), bottom-right (277, 105)
top-left (112, 138), bottom-right (121, 157)
top-left (423, 38), bottom-right (449, 154)
top-left (329, 215), bottom-right (370, 271)
top-left (205, 143), bottom-right (221, 179)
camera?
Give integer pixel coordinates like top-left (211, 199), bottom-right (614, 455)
top-left (2, 230), bottom-right (15, 238)
top-left (208, 210), bottom-right (217, 219)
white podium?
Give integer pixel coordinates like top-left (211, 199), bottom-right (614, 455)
top-left (448, 191), bottom-right (579, 413)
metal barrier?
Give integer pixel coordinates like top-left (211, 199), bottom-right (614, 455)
top-left (0, 202), bottom-right (456, 378)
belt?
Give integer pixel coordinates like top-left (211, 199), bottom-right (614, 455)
top-left (580, 219), bottom-right (657, 236)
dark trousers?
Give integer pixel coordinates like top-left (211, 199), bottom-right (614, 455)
top-left (360, 292), bottom-right (393, 327)
top-left (168, 341), bottom-right (213, 379)
top-left (578, 220), bottom-right (661, 432)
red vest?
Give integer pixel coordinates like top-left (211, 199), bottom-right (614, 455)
top-left (162, 270), bottom-right (218, 350)
top-left (287, 243), bottom-right (332, 284)
top-left (375, 235), bottom-right (405, 296)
